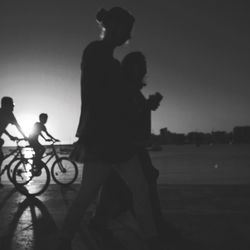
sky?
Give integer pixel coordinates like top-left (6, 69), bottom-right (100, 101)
top-left (0, 0), bottom-right (250, 145)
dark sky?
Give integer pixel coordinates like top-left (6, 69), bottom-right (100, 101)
top-left (0, 0), bottom-right (249, 144)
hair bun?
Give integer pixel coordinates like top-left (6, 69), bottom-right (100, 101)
top-left (96, 8), bottom-right (107, 23)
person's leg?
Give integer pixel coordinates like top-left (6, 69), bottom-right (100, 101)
top-left (29, 140), bottom-right (40, 161)
top-left (0, 145), bottom-right (4, 187)
top-left (114, 155), bottom-right (158, 239)
top-left (88, 170), bottom-right (134, 250)
top-left (33, 142), bottom-right (45, 161)
top-left (38, 144), bottom-right (45, 158)
top-left (93, 149), bottom-right (165, 238)
top-left (57, 161), bottom-right (112, 249)
top-left (138, 148), bottom-right (164, 233)
top-left (30, 141), bottom-right (46, 172)
top-left (93, 170), bottom-right (133, 222)
top-left (36, 144), bottom-right (46, 169)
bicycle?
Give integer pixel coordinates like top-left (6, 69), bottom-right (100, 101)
top-left (45, 140), bottom-right (78, 186)
top-left (12, 140), bottom-right (78, 196)
top-left (0, 138), bottom-right (32, 184)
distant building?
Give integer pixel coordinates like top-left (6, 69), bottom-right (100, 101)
top-left (187, 132), bottom-right (210, 146)
top-left (211, 131), bottom-right (231, 144)
top-left (152, 127), bottom-right (235, 145)
top-left (233, 126), bottom-right (250, 143)
top-left (159, 127), bottom-right (185, 145)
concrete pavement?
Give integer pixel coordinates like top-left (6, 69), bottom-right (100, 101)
top-left (1, 183), bottom-right (250, 250)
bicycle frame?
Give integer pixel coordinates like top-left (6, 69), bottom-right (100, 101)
top-left (42, 143), bottom-right (61, 165)
top-left (0, 148), bottom-right (19, 176)
top-left (0, 140), bottom-right (30, 177)
top-left (13, 140), bottom-right (77, 195)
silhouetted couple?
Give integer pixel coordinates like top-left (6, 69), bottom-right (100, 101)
top-left (57, 7), bottom-right (164, 250)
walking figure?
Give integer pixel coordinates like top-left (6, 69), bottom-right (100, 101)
top-left (91, 51), bottom-right (164, 248)
top-left (56, 7), bottom-right (162, 250)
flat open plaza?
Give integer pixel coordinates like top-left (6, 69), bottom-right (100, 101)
top-left (1, 144), bottom-right (250, 249)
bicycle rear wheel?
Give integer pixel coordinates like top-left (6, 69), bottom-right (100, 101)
top-left (13, 160), bottom-right (50, 196)
top-left (51, 157), bottom-right (78, 185)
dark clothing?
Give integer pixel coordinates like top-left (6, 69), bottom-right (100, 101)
top-left (0, 141), bottom-right (4, 169)
top-left (0, 109), bottom-right (18, 180)
top-left (92, 89), bottom-right (164, 234)
top-left (29, 140), bottom-right (45, 160)
top-left (29, 122), bottom-right (46, 159)
top-left (93, 147), bottom-right (163, 232)
top-left (0, 147), bottom-right (3, 183)
top-left (0, 108), bottom-right (17, 137)
top-left (130, 90), bottom-right (151, 143)
top-left (75, 41), bottom-right (136, 163)
top-left (137, 148), bottom-right (163, 231)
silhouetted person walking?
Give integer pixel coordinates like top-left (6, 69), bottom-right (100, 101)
top-left (56, 7), bottom-right (160, 250)
top-left (0, 97), bottom-right (27, 187)
top-left (122, 52), bottom-right (164, 234)
top-left (91, 52), bottom-right (164, 247)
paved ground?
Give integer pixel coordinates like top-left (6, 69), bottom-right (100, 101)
top-left (1, 183), bottom-right (250, 250)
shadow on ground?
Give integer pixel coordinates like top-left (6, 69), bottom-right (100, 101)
top-left (0, 195), bottom-right (58, 250)
top-left (1, 184), bottom-right (250, 250)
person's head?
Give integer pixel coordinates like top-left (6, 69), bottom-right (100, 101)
top-left (39, 113), bottom-right (48, 124)
top-left (96, 7), bottom-right (135, 46)
top-left (1, 97), bottom-right (15, 112)
top-left (121, 51), bottom-right (147, 90)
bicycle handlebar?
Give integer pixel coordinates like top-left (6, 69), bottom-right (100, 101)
top-left (47, 139), bottom-right (61, 145)
top-left (15, 138), bottom-right (61, 148)
top-left (16, 138), bottom-right (27, 142)
top-left (15, 138), bottom-right (29, 147)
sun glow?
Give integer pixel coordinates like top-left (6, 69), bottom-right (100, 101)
top-left (19, 114), bottom-right (37, 137)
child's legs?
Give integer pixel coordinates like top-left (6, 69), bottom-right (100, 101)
top-left (30, 140), bottom-right (45, 159)
top-left (115, 155), bottom-right (158, 239)
top-left (35, 144), bottom-right (45, 159)
top-left (60, 161), bottom-right (112, 240)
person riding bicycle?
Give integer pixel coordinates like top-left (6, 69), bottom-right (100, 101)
top-left (0, 96), bottom-right (27, 188)
top-left (28, 113), bottom-right (59, 174)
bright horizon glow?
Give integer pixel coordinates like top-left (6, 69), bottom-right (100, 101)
top-left (1, 2), bottom-right (250, 147)
top-left (18, 113), bottom-right (37, 137)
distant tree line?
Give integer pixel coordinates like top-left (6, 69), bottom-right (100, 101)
top-left (150, 126), bottom-right (250, 146)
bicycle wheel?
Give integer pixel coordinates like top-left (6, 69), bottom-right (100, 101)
top-left (13, 160), bottom-right (50, 196)
top-left (7, 159), bottom-right (21, 183)
top-left (51, 157), bottom-right (78, 185)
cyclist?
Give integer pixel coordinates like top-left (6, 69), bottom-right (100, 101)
top-left (28, 113), bottom-right (59, 174)
top-left (0, 96), bottom-right (27, 188)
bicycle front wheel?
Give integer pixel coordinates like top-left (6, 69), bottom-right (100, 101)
top-left (7, 159), bottom-right (21, 183)
top-left (13, 160), bottom-right (50, 196)
top-left (51, 157), bottom-right (78, 186)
